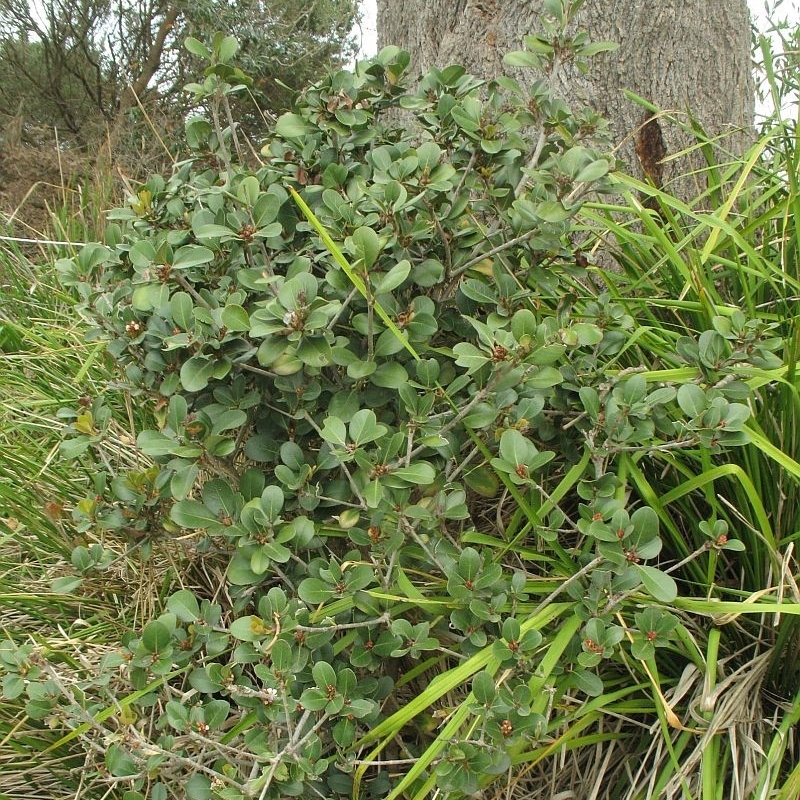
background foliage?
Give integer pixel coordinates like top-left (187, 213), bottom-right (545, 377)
top-left (0, 0), bottom-right (358, 236)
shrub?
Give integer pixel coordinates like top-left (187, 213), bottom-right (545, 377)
top-left (5, 10), bottom-right (775, 800)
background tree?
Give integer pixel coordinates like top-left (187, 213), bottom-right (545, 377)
top-left (376, 0), bottom-right (754, 197)
top-left (0, 0), bottom-right (358, 154)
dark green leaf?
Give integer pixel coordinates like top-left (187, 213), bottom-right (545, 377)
top-left (349, 409), bottom-right (386, 446)
top-left (171, 500), bottom-right (218, 530)
top-left (472, 670), bottom-right (496, 705)
top-left (387, 462), bottom-right (436, 485)
top-left (221, 304), bottom-right (250, 331)
top-left (298, 577), bottom-right (335, 604)
top-left (170, 292), bottom-right (194, 330)
top-left (210, 409), bottom-right (247, 435)
top-left (167, 590), bottom-right (200, 622)
top-left (371, 362), bottom-right (409, 388)
top-left (185, 774), bottom-right (211, 800)
top-left (498, 429), bottom-right (533, 466)
top-left (635, 565), bottom-right (678, 602)
top-left (275, 112), bottom-right (314, 139)
top-left (173, 245), bottom-right (214, 270)
top-left (180, 356), bottom-right (217, 392)
top-left (299, 687), bottom-right (329, 711)
top-left (677, 384), bottom-right (707, 417)
top-left (137, 430), bottom-right (178, 457)
top-left (312, 661), bottom-right (337, 689)
top-left (372, 260), bottom-right (411, 294)
top-left (171, 462), bottom-right (199, 501)
top-left (203, 699), bottom-right (230, 729)
top-left (105, 744), bottom-right (138, 777)
top-left (453, 342), bottom-right (490, 372)
top-left (184, 37), bottom-right (212, 59)
top-left (141, 620), bottom-right (172, 654)
top-left (349, 226), bottom-right (382, 270)
top-left (260, 485), bottom-right (284, 521)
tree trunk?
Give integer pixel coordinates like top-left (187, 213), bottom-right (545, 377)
top-left (376, 0), bottom-right (754, 198)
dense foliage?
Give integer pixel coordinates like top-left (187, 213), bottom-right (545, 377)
top-left (3, 4), bottom-right (800, 799)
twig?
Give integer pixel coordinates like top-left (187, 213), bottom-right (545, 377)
top-left (294, 612), bottom-right (390, 633)
top-left (327, 286), bottom-right (359, 329)
top-left (450, 228), bottom-right (539, 280)
top-left (302, 411), bottom-right (367, 509)
top-left (173, 272), bottom-right (212, 309)
top-left (405, 385), bottom-right (490, 462)
top-left (530, 555), bottom-right (605, 618)
top-left (512, 51), bottom-right (564, 199)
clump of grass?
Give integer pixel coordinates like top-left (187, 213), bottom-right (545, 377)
top-left (0, 240), bottom-right (199, 795)
top-left (572, 70), bottom-right (800, 797)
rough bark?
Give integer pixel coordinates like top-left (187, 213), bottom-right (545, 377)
top-left (377, 0), bottom-right (754, 197)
